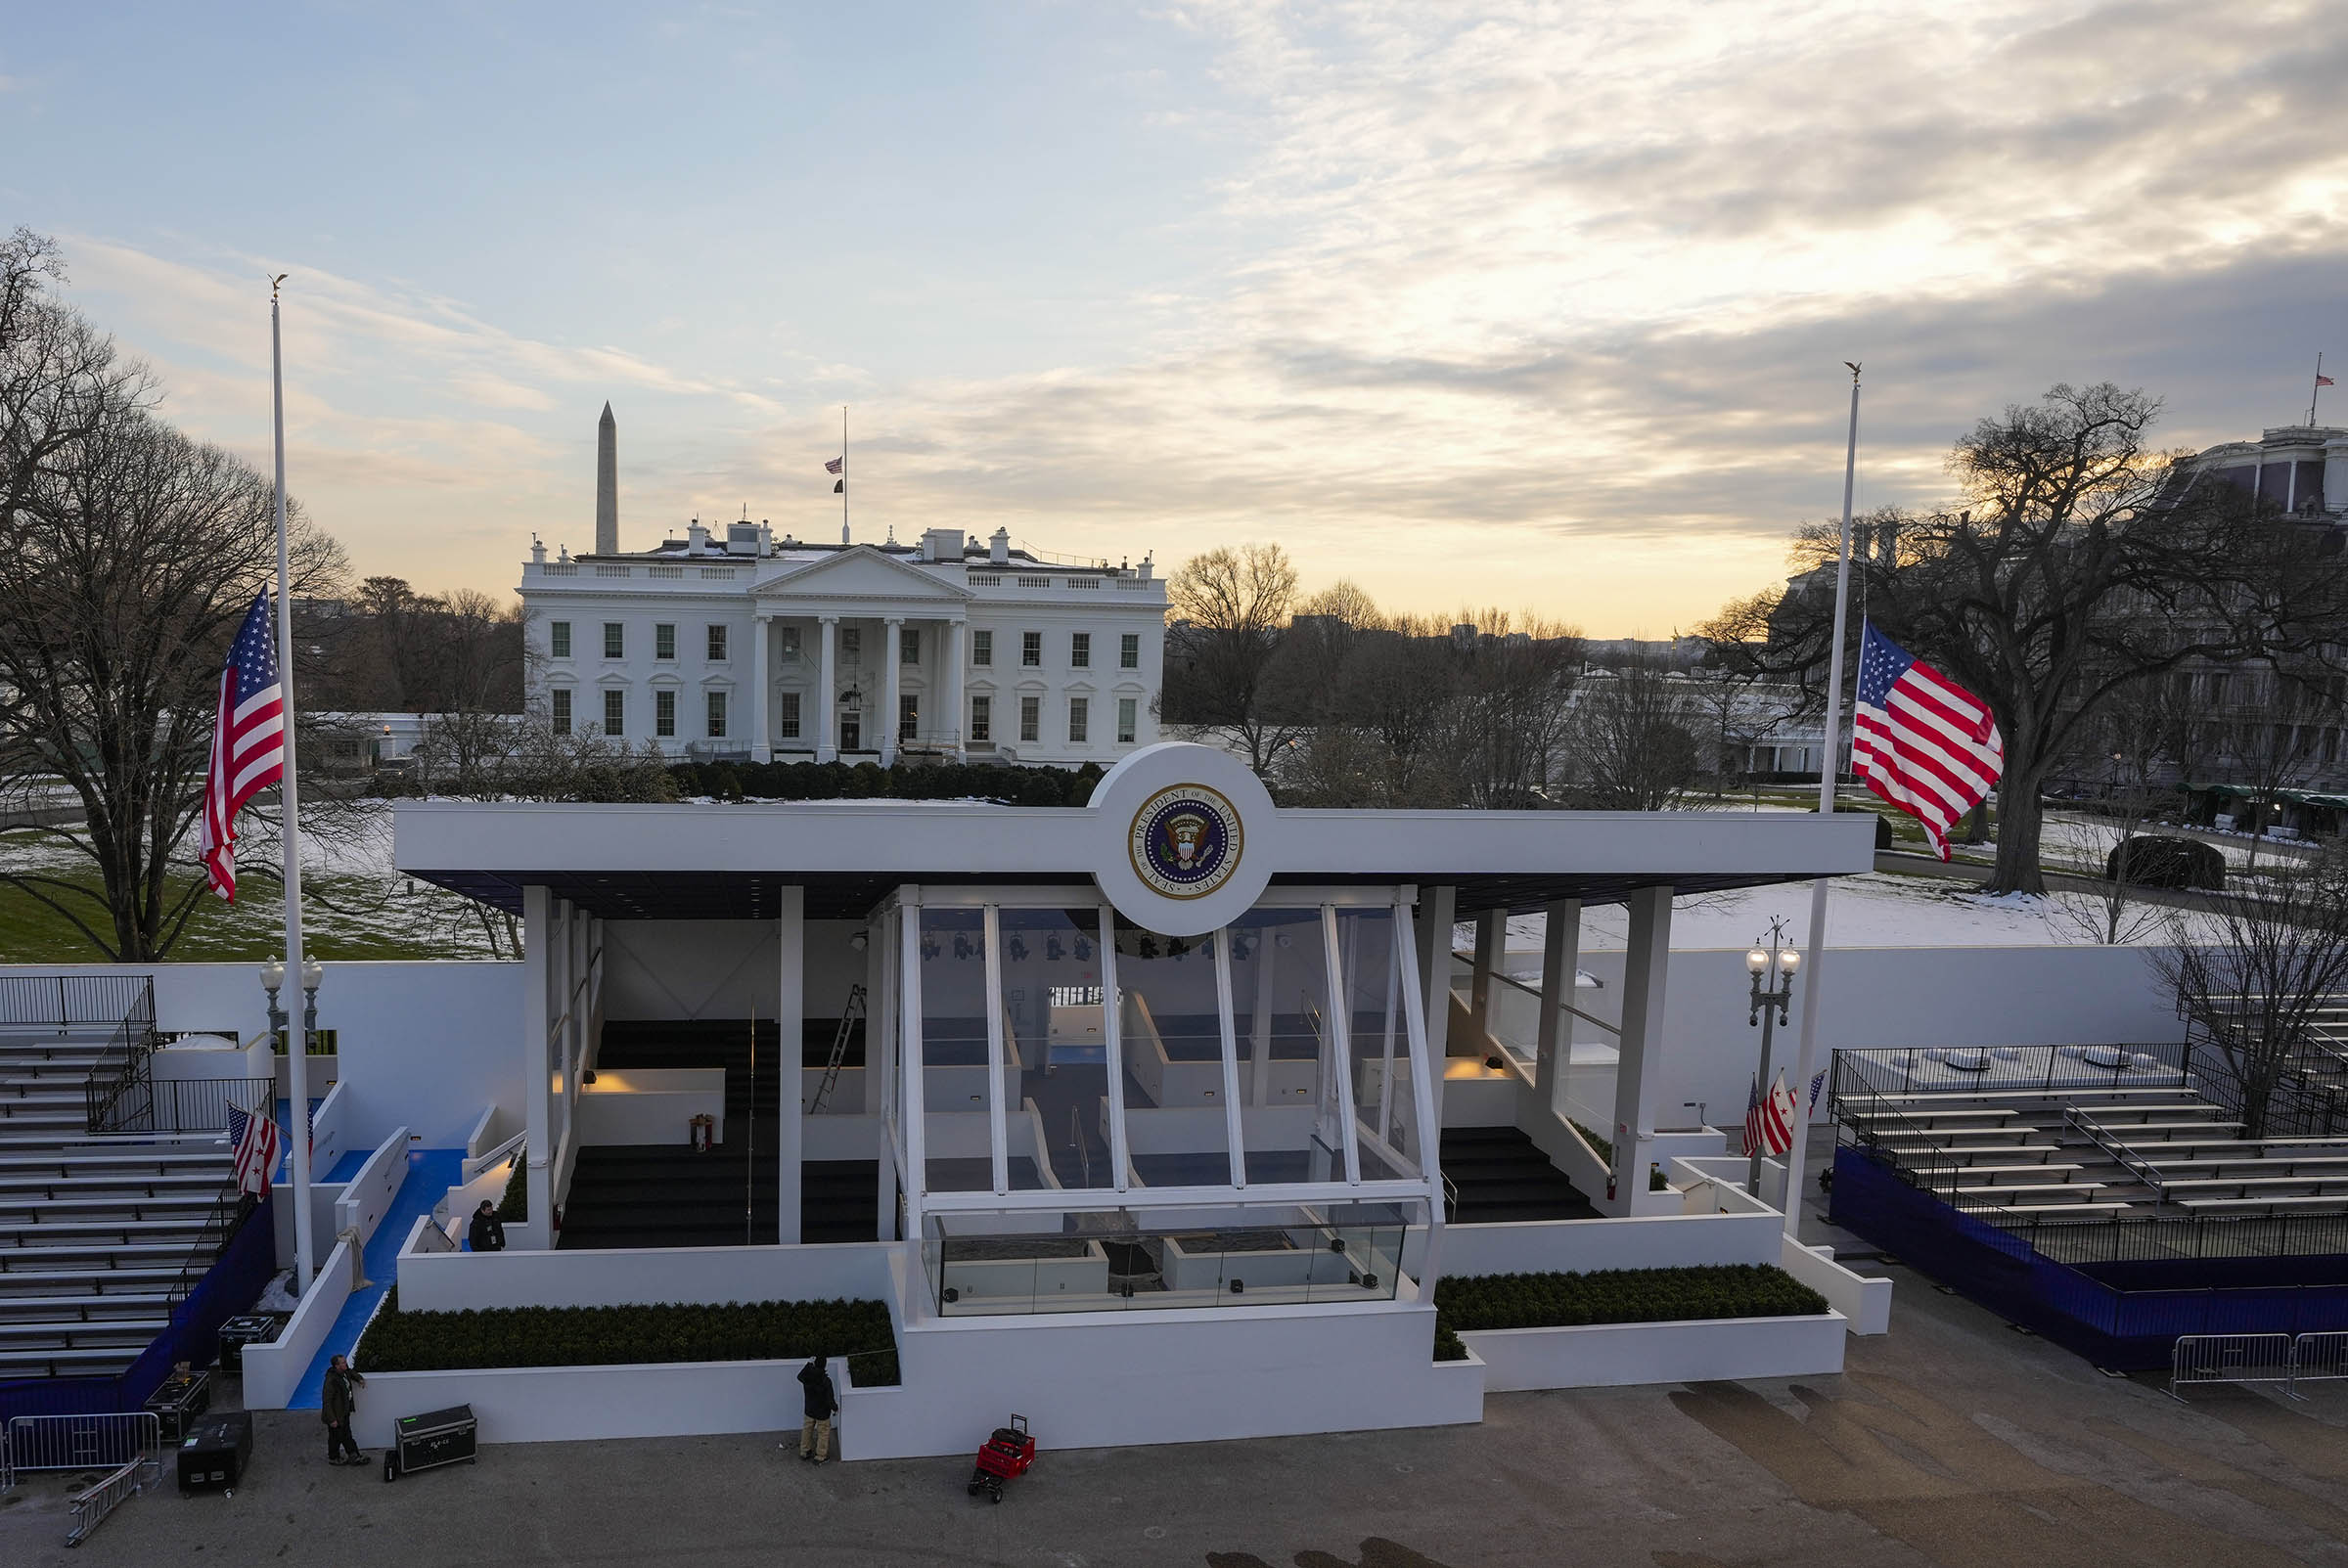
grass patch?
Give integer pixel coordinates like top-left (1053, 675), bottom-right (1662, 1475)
top-left (1431, 1264), bottom-right (1828, 1358)
top-left (353, 1288), bottom-right (899, 1385)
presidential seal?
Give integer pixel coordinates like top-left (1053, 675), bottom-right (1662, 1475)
top-left (1128, 784), bottom-right (1242, 901)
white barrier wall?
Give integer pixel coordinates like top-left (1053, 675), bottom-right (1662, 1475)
top-left (1461, 1311), bottom-right (1846, 1392)
top-left (395, 1235), bottom-right (894, 1314)
top-left (241, 1238), bottom-right (358, 1410)
top-left (334, 1127), bottom-right (410, 1251)
top-left (1561, 943), bottom-right (2182, 1129)
top-left (0, 960), bottom-right (523, 1151)
top-left (575, 1068), bottom-right (726, 1146)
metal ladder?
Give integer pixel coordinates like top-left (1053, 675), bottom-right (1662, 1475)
top-left (807, 985), bottom-right (867, 1114)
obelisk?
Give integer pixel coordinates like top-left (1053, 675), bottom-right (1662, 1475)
top-left (595, 402), bottom-right (618, 556)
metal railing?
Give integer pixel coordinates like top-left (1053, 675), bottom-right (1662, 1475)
top-left (67, 1456), bottom-right (154, 1546)
top-left (82, 1001), bottom-right (162, 1137)
top-left (93, 1076), bottom-right (275, 1137)
top-left (0, 974), bottom-right (155, 1031)
top-left (2170, 1330), bottom-right (2348, 1400)
top-left (2, 1411), bottom-right (161, 1490)
top-left (1834, 1041), bottom-right (2188, 1099)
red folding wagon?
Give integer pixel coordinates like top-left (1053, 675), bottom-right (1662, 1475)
top-left (966, 1413), bottom-right (1034, 1502)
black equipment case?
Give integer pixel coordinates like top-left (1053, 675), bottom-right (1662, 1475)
top-left (177, 1411), bottom-right (254, 1495)
top-left (216, 1314), bottom-right (280, 1371)
top-left (384, 1404), bottom-right (477, 1482)
top-left (145, 1368), bottom-right (213, 1441)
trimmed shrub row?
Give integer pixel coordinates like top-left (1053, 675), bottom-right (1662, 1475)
top-left (1568, 1120), bottom-right (1670, 1190)
top-left (352, 1289), bottom-right (899, 1386)
top-left (672, 758), bottom-right (1105, 806)
top-left (1431, 1264), bottom-right (1828, 1358)
top-left (493, 1153), bottom-right (525, 1224)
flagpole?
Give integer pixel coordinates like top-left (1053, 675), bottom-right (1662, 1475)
top-left (270, 279), bottom-right (317, 1294)
top-left (2313, 353), bottom-right (2326, 427)
top-left (840, 405), bottom-right (849, 542)
top-left (1778, 363), bottom-right (1862, 1241)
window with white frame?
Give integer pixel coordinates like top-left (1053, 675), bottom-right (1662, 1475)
top-left (1117, 696), bottom-right (1137, 744)
top-left (706, 624), bottom-right (728, 660)
top-left (603, 622), bottom-right (624, 659)
top-left (1020, 631), bottom-right (1041, 667)
top-left (706, 690), bottom-right (728, 738)
top-left (778, 691), bottom-right (802, 739)
top-left (655, 623), bottom-right (676, 660)
top-left (550, 621), bottom-right (572, 658)
top-left (900, 627), bottom-right (920, 664)
top-left (971, 628), bottom-right (993, 666)
top-left (1018, 694), bottom-right (1040, 742)
top-left (1070, 631), bottom-right (1090, 668)
top-left (1068, 696), bottom-right (1088, 743)
top-left (603, 689), bottom-right (625, 736)
top-left (970, 694), bottom-right (991, 742)
top-left (655, 689), bottom-right (676, 737)
top-left (1120, 633), bottom-right (1140, 669)
top-left (550, 688), bottom-right (572, 735)
top-left (778, 625), bottom-right (800, 658)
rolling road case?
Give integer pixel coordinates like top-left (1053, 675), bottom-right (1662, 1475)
top-left (384, 1404), bottom-right (478, 1483)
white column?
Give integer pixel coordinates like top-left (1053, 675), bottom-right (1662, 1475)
top-left (1535, 897), bottom-right (1581, 1115)
top-left (1416, 884), bottom-right (1457, 1127)
top-left (776, 887), bottom-right (804, 1242)
top-left (817, 614), bottom-right (839, 762)
top-left (1468, 907), bottom-right (1505, 1040)
top-left (752, 614), bottom-right (772, 762)
top-left (1610, 884), bottom-right (1673, 1210)
top-left (1248, 928), bottom-right (1275, 1105)
top-left (899, 891), bottom-right (926, 1239)
top-left (882, 615), bottom-right (904, 766)
top-left (943, 619), bottom-right (966, 761)
top-left (520, 885), bottom-right (552, 1250)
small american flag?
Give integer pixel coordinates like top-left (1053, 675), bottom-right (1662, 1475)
top-left (824, 456), bottom-right (844, 474)
top-left (1744, 1071), bottom-right (1797, 1157)
top-left (2320, 374), bottom-right (2337, 388)
top-left (227, 1102), bottom-right (282, 1197)
top-left (197, 591), bottom-right (288, 901)
top-left (1851, 619), bottom-right (2003, 861)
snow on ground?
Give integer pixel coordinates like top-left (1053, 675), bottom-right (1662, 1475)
top-left (1471, 871), bottom-right (2225, 960)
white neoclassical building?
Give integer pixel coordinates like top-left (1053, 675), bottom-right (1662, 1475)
top-left (519, 408), bottom-right (1168, 767)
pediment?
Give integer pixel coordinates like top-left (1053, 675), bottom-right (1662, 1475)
top-left (751, 546), bottom-right (971, 604)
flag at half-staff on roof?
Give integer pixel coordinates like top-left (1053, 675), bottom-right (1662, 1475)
top-left (197, 589), bottom-right (288, 901)
top-left (1851, 619), bottom-right (2003, 861)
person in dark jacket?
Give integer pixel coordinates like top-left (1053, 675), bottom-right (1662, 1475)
top-left (322, 1353), bottom-right (367, 1465)
top-left (467, 1200), bottom-right (507, 1253)
top-left (796, 1355), bottom-right (838, 1463)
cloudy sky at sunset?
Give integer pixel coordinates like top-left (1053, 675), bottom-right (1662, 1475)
top-left (4, 3), bottom-right (2343, 635)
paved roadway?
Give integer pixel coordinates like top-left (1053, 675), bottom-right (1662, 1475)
top-left (6, 1273), bottom-right (2348, 1567)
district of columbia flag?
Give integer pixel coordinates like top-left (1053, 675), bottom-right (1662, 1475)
top-left (1742, 1072), bottom-right (1797, 1157)
top-left (227, 1102), bottom-right (283, 1197)
top-left (197, 591), bottom-right (288, 901)
top-left (1851, 619), bottom-right (2004, 861)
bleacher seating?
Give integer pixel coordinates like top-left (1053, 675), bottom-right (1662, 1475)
top-left (0, 1026), bottom-right (239, 1380)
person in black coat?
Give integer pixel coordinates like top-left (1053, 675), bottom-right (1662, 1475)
top-left (796, 1355), bottom-right (838, 1463)
top-left (467, 1200), bottom-right (506, 1253)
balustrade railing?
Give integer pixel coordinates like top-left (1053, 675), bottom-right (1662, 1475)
top-left (0, 973), bottom-right (154, 1031)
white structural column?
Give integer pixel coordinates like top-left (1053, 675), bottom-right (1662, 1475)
top-left (1610, 884), bottom-right (1674, 1207)
top-left (1415, 885), bottom-right (1457, 1125)
top-left (520, 885), bottom-right (553, 1250)
top-left (751, 614), bottom-right (772, 762)
top-left (871, 908), bottom-right (897, 1240)
top-left (817, 615), bottom-right (839, 762)
top-left (1468, 908), bottom-right (1505, 1039)
top-left (899, 891), bottom-right (926, 1237)
top-left (882, 615), bottom-right (905, 766)
top-left (776, 888), bottom-right (805, 1242)
top-left (1248, 929), bottom-right (1275, 1105)
top-left (1535, 897), bottom-right (1581, 1114)
top-left (942, 619), bottom-right (966, 760)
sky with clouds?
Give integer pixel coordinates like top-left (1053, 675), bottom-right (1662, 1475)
top-left (4, 2), bottom-right (2343, 635)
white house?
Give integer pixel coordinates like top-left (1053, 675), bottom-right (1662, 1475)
top-left (519, 406), bottom-right (1168, 768)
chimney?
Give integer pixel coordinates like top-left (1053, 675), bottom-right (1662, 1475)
top-left (923, 527), bottom-right (965, 563)
top-left (1138, 551), bottom-right (1153, 581)
top-left (530, 535), bottom-right (547, 565)
top-left (687, 518), bottom-right (709, 555)
top-left (989, 526), bottom-right (1010, 565)
top-left (595, 402), bottom-right (618, 556)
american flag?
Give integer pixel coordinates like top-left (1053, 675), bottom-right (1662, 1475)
top-left (1851, 619), bottom-right (2003, 861)
top-left (227, 1102), bottom-right (283, 1197)
top-left (197, 591), bottom-right (287, 901)
top-left (824, 456), bottom-right (843, 474)
top-left (1743, 1071), bottom-right (1797, 1157)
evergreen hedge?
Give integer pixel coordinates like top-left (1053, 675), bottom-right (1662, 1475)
top-left (353, 1289), bottom-right (899, 1385)
top-left (1567, 1121), bottom-right (1671, 1190)
top-left (1430, 1265), bottom-right (1828, 1359)
top-left (668, 758), bottom-right (1105, 807)
top-left (493, 1153), bottom-right (525, 1224)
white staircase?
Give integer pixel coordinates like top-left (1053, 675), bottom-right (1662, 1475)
top-left (0, 1026), bottom-right (239, 1381)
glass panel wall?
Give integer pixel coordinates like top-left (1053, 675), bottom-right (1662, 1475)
top-left (919, 907), bottom-right (996, 1193)
top-left (1338, 908), bottom-right (1419, 1181)
top-left (919, 1201), bottom-right (1423, 1316)
top-left (1112, 917), bottom-right (1234, 1190)
top-left (999, 907), bottom-right (1115, 1192)
top-left (1226, 909), bottom-right (1341, 1185)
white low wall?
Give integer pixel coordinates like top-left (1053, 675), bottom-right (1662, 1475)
top-left (350, 1356), bottom-right (824, 1450)
top-left (153, 1035), bottom-right (273, 1082)
top-left (576, 1068), bottom-right (726, 1147)
top-left (272, 1081), bottom-right (354, 1264)
top-left (1439, 1197), bottom-right (1782, 1278)
top-left (241, 1238), bottom-right (358, 1410)
top-left (1463, 1310), bottom-right (1846, 1392)
top-left (395, 1234), bottom-right (894, 1314)
top-left (1779, 1233), bottom-right (1893, 1335)
top-left (334, 1126), bottom-right (410, 1252)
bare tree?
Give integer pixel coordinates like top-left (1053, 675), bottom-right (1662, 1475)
top-left (2040, 685), bottom-right (2179, 945)
top-left (1161, 543), bottom-right (1301, 773)
top-left (1564, 659), bottom-right (1702, 810)
top-left (1439, 610), bottom-right (1583, 807)
top-left (2156, 845), bottom-right (2348, 1141)
top-left (1766, 384), bottom-right (2348, 895)
top-left (1690, 590), bottom-right (1807, 795)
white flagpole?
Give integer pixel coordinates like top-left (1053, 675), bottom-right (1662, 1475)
top-left (271, 279), bottom-right (316, 1293)
top-left (1779, 363), bottom-right (1862, 1239)
top-left (840, 405), bottom-right (849, 542)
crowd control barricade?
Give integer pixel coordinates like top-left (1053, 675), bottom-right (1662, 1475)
top-left (2, 1411), bottom-right (163, 1490)
top-left (2170, 1333), bottom-right (2301, 1400)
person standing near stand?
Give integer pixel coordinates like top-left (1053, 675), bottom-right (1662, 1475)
top-left (796, 1355), bottom-right (837, 1463)
top-left (468, 1199), bottom-right (507, 1253)
top-left (322, 1353), bottom-right (367, 1466)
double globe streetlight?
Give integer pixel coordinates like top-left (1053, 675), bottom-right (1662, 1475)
top-left (258, 956), bottom-right (325, 1289)
top-left (1744, 919), bottom-right (1800, 1195)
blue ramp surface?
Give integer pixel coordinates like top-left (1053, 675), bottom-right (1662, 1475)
top-left (289, 1147), bottom-right (462, 1411)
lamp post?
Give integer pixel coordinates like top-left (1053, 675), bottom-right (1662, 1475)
top-left (1744, 918), bottom-right (1801, 1196)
